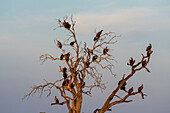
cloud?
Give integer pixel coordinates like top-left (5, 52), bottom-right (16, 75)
top-left (74, 7), bottom-right (170, 34)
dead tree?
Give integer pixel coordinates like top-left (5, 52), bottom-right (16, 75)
top-left (23, 16), bottom-right (153, 113)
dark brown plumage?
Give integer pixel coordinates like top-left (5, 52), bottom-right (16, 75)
top-left (92, 55), bottom-right (98, 61)
top-left (57, 41), bottom-right (62, 49)
top-left (118, 80), bottom-right (127, 91)
top-left (62, 67), bottom-right (67, 79)
top-left (85, 60), bottom-right (90, 68)
top-left (70, 83), bottom-right (74, 89)
top-left (63, 20), bottom-right (71, 29)
top-left (63, 73), bottom-right (67, 79)
top-left (138, 84), bottom-right (143, 92)
top-left (55, 96), bottom-right (59, 103)
top-left (142, 60), bottom-right (147, 67)
top-left (147, 50), bottom-right (153, 57)
top-left (146, 43), bottom-right (152, 52)
top-left (62, 79), bottom-right (69, 86)
top-left (63, 67), bottom-right (67, 73)
top-left (65, 52), bottom-right (70, 62)
top-left (94, 30), bottom-right (103, 41)
top-left (103, 47), bottom-right (109, 55)
top-left (128, 87), bottom-right (133, 94)
top-left (60, 54), bottom-right (64, 60)
top-left (70, 41), bottom-right (75, 46)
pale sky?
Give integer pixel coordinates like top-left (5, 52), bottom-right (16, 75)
top-left (0, 0), bottom-right (170, 113)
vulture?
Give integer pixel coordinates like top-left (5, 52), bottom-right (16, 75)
top-left (118, 80), bottom-right (127, 91)
top-left (85, 60), bottom-right (90, 68)
top-left (147, 50), bottom-right (153, 57)
top-left (63, 73), bottom-right (67, 79)
top-left (63, 67), bottom-right (67, 74)
top-left (63, 20), bottom-right (71, 29)
top-left (70, 41), bottom-right (75, 46)
top-left (142, 60), bottom-right (147, 67)
top-left (62, 79), bottom-right (69, 86)
top-left (92, 55), bottom-right (98, 61)
top-left (55, 96), bottom-right (59, 103)
top-left (62, 67), bottom-right (67, 79)
top-left (69, 83), bottom-right (74, 89)
top-left (65, 52), bottom-right (70, 62)
top-left (146, 43), bottom-right (152, 52)
top-left (103, 47), bottom-right (109, 55)
top-left (57, 41), bottom-right (62, 49)
top-left (60, 54), bottom-right (64, 60)
top-left (138, 84), bottom-right (143, 92)
top-left (128, 87), bottom-right (133, 94)
top-left (94, 30), bottom-right (103, 41)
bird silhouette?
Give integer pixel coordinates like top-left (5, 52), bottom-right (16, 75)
top-left (142, 60), bottom-right (147, 67)
top-left (103, 47), bottom-right (109, 55)
top-left (146, 43), bottom-right (152, 52)
top-left (55, 96), bottom-right (59, 103)
top-left (65, 52), bottom-right (70, 62)
top-left (62, 79), bottom-right (69, 86)
top-left (63, 20), bottom-right (71, 29)
top-left (60, 54), bottom-right (64, 60)
top-left (63, 67), bottom-right (67, 73)
top-left (70, 41), bottom-right (75, 46)
top-left (57, 41), bottom-right (62, 49)
top-left (92, 55), bottom-right (98, 61)
top-left (118, 80), bottom-right (127, 91)
top-left (128, 87), bottom-right (133, 94)
top-left (138, 84), bottom-right (143, 92)
top-left (147, 50), bottom-right (153, 57)
top-left (63, 73), bottom-right (67, 79)
top-left (85, 60), bottom-right (90, 68)
top-left (94, 30), bottom-right (103, 41)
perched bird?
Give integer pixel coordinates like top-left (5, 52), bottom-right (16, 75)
top-left (103, 47), bottom-right (109, 55)
top-left (94, 30), bottom-right (103, 41)
top-left (70, 83), bottom-right (74, 89)
top-left (62, 67), bottom-right (67, 79)
top-left (63, 67), bottom-right (67, 74)
top-left (65, 52), bottom-right (70, 62)
top-left (70, 41), bottom-right (75, 46)
top-left (92, 55), bottom-right (98, 61)
top-left (63, 20), bottom-right (71, 29)
top-left (147, 50), bottom-right (153, 57)
top-left (55, 96), bottom-right (59, 103)
top-left (146, 43), bottom-right (152, 52)
top-left (128, 87), bottom-right (133, 94)
top-left (142, 60), bottom-right (147, 67)
top-left (138, 84), bottom-right (143, 92)
top-left (127, 57), bottom-right (135, 66)
top-left (60, 54), bottom-right (64, 60)
top-left (63, 73), bottom-right (67, 79)
top-left (118, 80), bottom-right (127, 91)
top-left (57, 41), bottom-right (62, 49)
top-left (120, 86), bottom-right (126, 91)
top-left (85, 60), bottom-right (90, 68)
top-left (62, 79), bottom-right (69, 86)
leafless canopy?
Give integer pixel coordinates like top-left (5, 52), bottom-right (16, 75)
top-left (24, 16), bottom-right (153, 113)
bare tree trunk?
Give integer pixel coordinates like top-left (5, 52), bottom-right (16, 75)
top-left (76, 88), bottom-right (82, 113)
